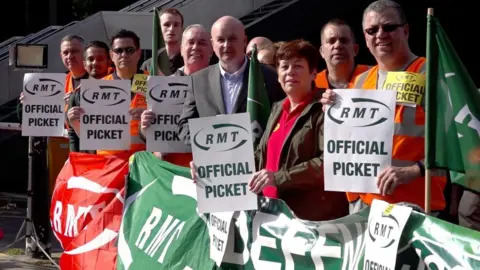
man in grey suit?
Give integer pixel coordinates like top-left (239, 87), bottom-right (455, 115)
top-left (177, 16), bottom-right (285, 145)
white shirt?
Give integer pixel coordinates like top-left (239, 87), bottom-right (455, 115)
top-left (219, 57), bottom-right (248, 114)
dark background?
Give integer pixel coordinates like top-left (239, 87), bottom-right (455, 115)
top-left (1, 0), bottom-right (476, 84)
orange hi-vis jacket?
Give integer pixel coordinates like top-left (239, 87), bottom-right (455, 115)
top-left (64, 72), bottom-right (76, 94)
top-left (315, 64), bottom-right (370, 89)
top-left (64, 72), bottom-right (81, 128)
top-left (96, 72), bottom-right (147, 157)
top-left (348, 57), bottom-right (446, 211)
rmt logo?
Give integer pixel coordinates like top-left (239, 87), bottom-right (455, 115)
top-left (327, 98), bottom-right (392, 128)
top-left (82, 86), bottom-right (128, 106)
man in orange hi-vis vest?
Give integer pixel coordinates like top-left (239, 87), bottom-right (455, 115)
top-left (321, 0), bottom-right (446, 214)
top-left (68, 30), bottom-right (147, 159)
top-left (315, 19), bottom-right (370, 89)
top-left (19, 35), bottom-right (87, 112)
top-left (316, 19), bottom-right (370, 204)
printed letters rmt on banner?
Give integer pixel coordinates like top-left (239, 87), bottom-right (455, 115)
top-left (146, 76), bottom-right (192, 153)
top-left (21, 73), bottom-right (66, 137)
top-left (364, 199), bottom-right (413, 270)
top-left (324, 89), bottom-right (396, 193)
top-left (117, 152), bottom-right (214, 270)
top-left (49, 152), bottom-right (128, 270)
top-left (117, 153), bottom-right (480, 270)
top-left (188, 112), bottom-right (258, 213)
top-left (80, 79), bottom-right (131, 150)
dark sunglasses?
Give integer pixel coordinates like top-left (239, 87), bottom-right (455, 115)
top-left (112, 47), bottom-right (136, 55)
top-left (364, 24), bottom-right (404, 35)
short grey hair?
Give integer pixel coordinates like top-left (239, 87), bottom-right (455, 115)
top-left (182, 24), bottom-right (210, 40)
top-left (60, 34), bottom-right (85, 45)
top-left (362, 0), bottom-right (407, 28)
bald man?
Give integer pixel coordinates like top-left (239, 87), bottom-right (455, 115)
top-left (177, 16), bottom-right (284, 146)
top-left (246, 36), bottom-right (273, 57)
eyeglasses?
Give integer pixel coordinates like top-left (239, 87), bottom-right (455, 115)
top-left (364, 24), bottom-right (405, 36)
top-left (112, 47), bottom-right (136, 55)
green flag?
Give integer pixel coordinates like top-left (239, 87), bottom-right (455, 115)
top-left (247, 44), bottom-right (271, 147)
top-left (151, 8), bottom-right (170, 76)
top-left (117, 152), bottom-right (214, 269)
top-left (425, 14), bottom-right (480, 192)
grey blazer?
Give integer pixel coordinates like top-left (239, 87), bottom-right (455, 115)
top-left (177, 59), bottom-right (285, 146)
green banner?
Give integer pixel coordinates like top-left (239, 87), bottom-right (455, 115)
top-left (118, 152), bottom-right (480, 269)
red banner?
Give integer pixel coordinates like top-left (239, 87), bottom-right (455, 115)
top-left (50, 153), bottom-right (128, 269)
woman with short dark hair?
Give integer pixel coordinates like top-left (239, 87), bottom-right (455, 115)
top-left (248, 39), bottom-right (349, 221)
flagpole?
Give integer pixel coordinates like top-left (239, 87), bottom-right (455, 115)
top-left (151, 7), bottom-right (159, 76)
top-left (425, 7), bottom-right (434, 215)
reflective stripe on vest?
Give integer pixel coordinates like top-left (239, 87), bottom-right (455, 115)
top-left (96, 74), bottom-right (146, 156)
top-left (350, 57), bottom-right (447, 211)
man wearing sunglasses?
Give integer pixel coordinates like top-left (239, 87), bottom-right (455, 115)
top-left (67, 30), bottom-right (147, 158)
top-left (316, 19), bottom-right (370, 89)
top-left (320, 0), bottom-right (447, 215)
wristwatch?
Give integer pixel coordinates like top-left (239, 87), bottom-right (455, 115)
top-left (416, 161), bottom-right (425, 177)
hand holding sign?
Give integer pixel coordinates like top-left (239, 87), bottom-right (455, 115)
top-left (140, 109), bottom-right (156, 130)
top-left (376, 164), bottom-right (421, 195)
top-left (320, 89), bottom-right (336, 112)
top-left (67, 107), bottom-right (84, 122)
top-left (248, 169), bottom-right (275, 193)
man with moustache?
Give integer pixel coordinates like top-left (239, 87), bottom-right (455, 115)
top-left (177, 16), bottom-right (285, 146)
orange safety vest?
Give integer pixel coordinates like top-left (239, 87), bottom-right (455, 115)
top-left (64, 72), bottom-right (75, 94)
top-left (349, 57), bottom-right (446, 211)
top-left (64, 72), bottom-right (80, 129)
top-left (96, 73), bottom-right (147, 157)
top-left (315, 64), bottom-right (370, 89)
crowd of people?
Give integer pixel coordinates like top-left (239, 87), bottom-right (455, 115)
top-left (18, 0), bottom-right (479, 231)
